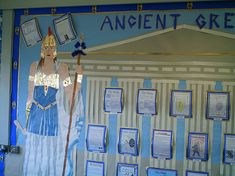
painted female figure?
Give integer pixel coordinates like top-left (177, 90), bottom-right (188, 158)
top-left (22, 27), bottom-right (84, 176)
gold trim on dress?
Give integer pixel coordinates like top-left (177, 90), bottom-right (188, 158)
top-left (32, 100), bottom-right (57, 111)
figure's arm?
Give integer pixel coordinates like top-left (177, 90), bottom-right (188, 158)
top-left (26, 62), bottom-right (37, 126)
top-left (59, 63), bottom-right (83, 105)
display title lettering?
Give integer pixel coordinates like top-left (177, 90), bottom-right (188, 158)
top-left (100, 13), bottom-right (235, 31)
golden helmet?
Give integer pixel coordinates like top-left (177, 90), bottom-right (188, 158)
top-left (41, 27), bottom-right (57, 59)
top-left (42, 27), bottom-right (56, 48)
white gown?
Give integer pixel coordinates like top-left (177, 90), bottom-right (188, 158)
top-left (23, 76), bottom-right (84, 176)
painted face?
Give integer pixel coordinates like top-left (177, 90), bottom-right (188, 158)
top-left (41, 34), bottom-right (57, 59)
top-left (43, 45), bottom-right (56, 58)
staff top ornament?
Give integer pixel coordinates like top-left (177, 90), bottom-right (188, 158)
top-left (72, 34), bottom-right (87, 57)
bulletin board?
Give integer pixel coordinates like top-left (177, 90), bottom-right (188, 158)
top-left (0, 11), bottom-right (2, 71)
top-left (11, 2), bottom-right (235, 175)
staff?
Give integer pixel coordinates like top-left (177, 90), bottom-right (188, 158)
top-left (62, 36), bottom-right (86, 176)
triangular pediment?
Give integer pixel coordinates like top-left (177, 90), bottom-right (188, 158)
top-left (59, 25), bottom-right (235, 62)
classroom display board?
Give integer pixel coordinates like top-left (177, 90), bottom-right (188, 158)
top-left (8, 2), bottom-right (235, 176)
top-left (0, 10), bottom-right (2, 70)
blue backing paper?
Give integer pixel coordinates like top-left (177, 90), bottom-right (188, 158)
top-left (176, 80), bottom-right (186, 161)
top-left (108, 77), bottom-right (118, 154)
top-left (141, 115), bottom-right (151, 158)
top-left (141, 79), bottom-right (152, 158)
top-left (212, 81), bottom-right (223, 165)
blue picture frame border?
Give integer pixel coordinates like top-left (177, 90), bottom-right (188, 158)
top-left (86, 160), bottom-right (105, 176)
top-left (206, 91), bottom-right (230, 120)
top-left (223, 133), bottom-right (235, 165)
top-left (118, 127), bottom-right (139, 156)
top-left (53, 13), bottom-right (77, 45)
top-left (86, 124), bottom-right (107, 153)
top-left (186, 170), bottom-right (209, 176)
top-left (104, 87), bottom-right (123, 113)
top-left (146, 167), bottom-right (177, 176)
top-left (136, 89), bottom-right (157, 115)
top-left (187, 132), bottom-right (209, 161)
top-left (116, 163), bottom-right (138, 176)
top-left (169, 90), bottom-right (193, 118)
top-left (11, 0), bottom-right (235, 147)
top-left (151, 129), bottom-right (173, 160)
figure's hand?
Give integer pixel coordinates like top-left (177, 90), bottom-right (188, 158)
top-left (75, 65), bottom-right (83, 84)
top-left (75, 65), bottom-right (83, 74)
top-left (14, 120), bottom-right (27, 135)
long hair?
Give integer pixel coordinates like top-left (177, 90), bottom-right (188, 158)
top-left (37, 54), bottom-right (57, 71)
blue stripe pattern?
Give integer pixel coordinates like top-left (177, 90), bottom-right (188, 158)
top-left (0, 12), bottom-right (4, 176)
top-left (77, 76), bottom-right (87, 150)
top-left (11, 10), bottom-right (22, 146)
top-left (141, 79), bottom-right (152, 158)
top-left (176, 80), bottom-right (186, 161)
top-left (212, 81), bottom-right (223, 164)
top-left (0, 152), bottom-right (4, 176)
top-left (108, 77), bottom-right (118, 154)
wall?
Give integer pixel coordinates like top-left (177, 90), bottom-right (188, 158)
top-left (1, 2), bottom-right (235, 176)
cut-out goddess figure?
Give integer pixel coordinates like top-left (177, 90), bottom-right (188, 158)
top-left (18, 27), bottom-right (84, 176)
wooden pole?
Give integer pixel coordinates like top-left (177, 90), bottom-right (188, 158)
top-left (62, 55), bottom-right (81, 176)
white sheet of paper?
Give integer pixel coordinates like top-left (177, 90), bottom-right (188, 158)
top-left (153, 130), bottom-right (172, 159)
top-left (21, 19), bottom-right (41, 46)
top-left (117, 164), bottom-right (138, 176)
top-left (172, 91), bottom-right (190, 116)
top-left (87, 161), bottom-right (104, 176)
top-left (105, 89), bottom-right (122, 113)
top-left (187, 172), bottom-right (208, 176)
top-left (137, 89), bottom-right (156, 114)
top-left (120, 129), bottom-right (137, 155)
top-left (87, 126), bottom-right (105, 152)
top-left (225, 135), bottom-right (235, 163)
top-left (147, 168), bottom-right (177, 176)
top-left (54, 14), bottom-right (75, 44)
top-left (208, 93), bottom-right (228, 118)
